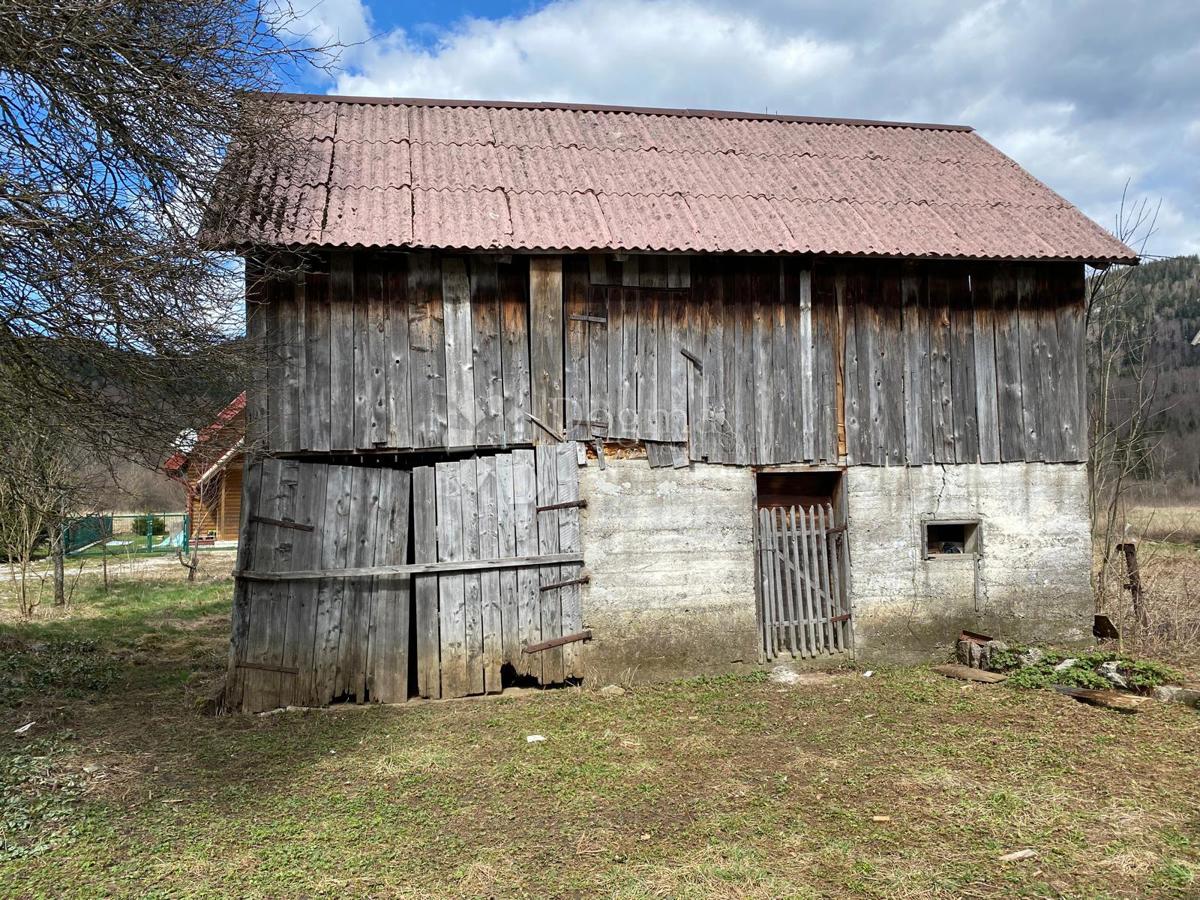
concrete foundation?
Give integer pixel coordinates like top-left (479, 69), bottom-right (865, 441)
top-left (574, 458), bottom-right (1093, 679)
top-left (576, 458), bottom-right (760, 683)
top-left (846, 462), bottom-right (1093, 664)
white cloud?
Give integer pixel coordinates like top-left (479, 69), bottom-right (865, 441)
top-left (315, 0), bottom-right (1200, 255)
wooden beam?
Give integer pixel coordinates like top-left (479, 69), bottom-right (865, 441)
top-left (529, 256), bottom-right (564, 442)
top-left (522, 629), bottom-right (592, 654)
top-left (235, 551), bottom-right (585, 582)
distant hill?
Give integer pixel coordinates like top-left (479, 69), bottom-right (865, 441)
top-left (1108, 255), bottom-right (1200, 488)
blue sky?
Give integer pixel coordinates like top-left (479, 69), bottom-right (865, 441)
top-left (288, 0), bottom-right (1200, 256)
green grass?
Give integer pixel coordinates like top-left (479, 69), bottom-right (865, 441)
top-left (1, 578), bottom-right (1199, 898)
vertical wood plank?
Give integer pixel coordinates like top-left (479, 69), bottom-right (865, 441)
top-left (638, 288), bottom-right (661, 440)
top-left (816, 505), bottom-right (838, 653)
top-left (312, 463), bottom-right (353, 703)
top-left (413, 466), bottom-right (440, 699)
top-left (435, 460), bottom-right (468, 697)
top-left (841, 269), bottom-right (864, 465)
top-left (928, 269), bottom-right (956, 464)
top-left (329, 251), bottom-right (355, 451)
top-left (513, 449), bottom-right (542, 681)
top-left (811, 269), bottom-right (839, 462)
top-left (367, 468), bottom-right (411, 703)
top-left (948, 268), bottom-right (980, 464)
top-left (459, 457), bottom-right (484, 695)
top-left (244, 261), bottom-right (268, 450)
top-left (227, 454), bottom-right (264, 710)
top-left (241, 458), bottom-right (288, 711)
top-left (471, 257), bottom-right (504, 447)
top-left (795, 504), bottom-right (819, 655)
top-left (530, 256), bottom-right (565, 442)
top-left (992, 266), bottom-right (1026, 462)
top-left (1054, 273), bottom-right (1087, 462)
top-left (797, 267), bottom-right (815, 462)
top-left (362, 256), bottom-right (388, 448)
top-left (586, 284), bottom-right (610, 437)
top-left (279, 271), bottom-right (304, 452)
top-left (825, 503), bottom-right (846, 651)
top-left (495, 454), bottom-right (520, 671)
top-left (279, 460), bottom-right (327, 708)
top-left (409, 253), bottom-right (447, 448)
top-left (535, 444), bottom-right (565, 683)
top-left (564, 255), bottom-right (591, 441)
top-left (757, 509), bottom-right (774, 660)
top-left (901, 268), bottom-right (933, 465)
top-left (972, 267), bottom-right (1002, 464)
top-left (385, 256), bottom-right (413, 449)
top-left (499, 260), bottom-right (532, 445)
top-left (1035, 268), bottom-right (1064, 462)
top-left (475, 456), bottom-right (503, 692)
top-left (339, 465), bottom-right (381, 701)
top-left (556, 445), bottom-right (584, 678)
top-left (442, 257), bottom-right (475, 448)
top-left (302, 270), bottom-right (331, 452)
top-left (732, 264), bottom-right (757, 464)
top-left (1016, 267), bottom-right (1044, 461)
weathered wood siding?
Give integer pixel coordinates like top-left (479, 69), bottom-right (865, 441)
top-left (248, 252), bottom-right (1087, 467)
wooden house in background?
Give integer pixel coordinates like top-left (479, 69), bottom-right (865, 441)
top-left (207, 95), bottom-right (1136, 713)
top-left (165, 393), bottom-right (246, 545)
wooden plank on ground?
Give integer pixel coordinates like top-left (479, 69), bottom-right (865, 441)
top-left (409, 253), bottom-right (447, 448)
top-left (535, 445), bottom-right (565, 683)
top-left (530, 256), bottom-right (565, 442)
top-left (412, 466), bottom-right (440, 699)
top-left (471, 257), bottom-right (504, 447)
top-left (933, 664), bottom-right (1007, 684)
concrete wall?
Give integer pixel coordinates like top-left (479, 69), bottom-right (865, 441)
top-left (577, 458), bottom-right (760, 683)
top-left (846, 462), bottom-right (1093, 664)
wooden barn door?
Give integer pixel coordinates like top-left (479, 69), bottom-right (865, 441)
top-left (227, 445), bottom-right (586, 713)
top-left (412, 443), bottom-right (585, 701)
top-left (226, 457), bottom-right (412, 713)
top-left (755, 500), bottom-right (852, 661)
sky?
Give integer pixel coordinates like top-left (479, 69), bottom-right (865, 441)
top-left (287, 0), bottom-right (1200, 257)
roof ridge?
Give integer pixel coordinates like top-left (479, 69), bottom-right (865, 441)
top-left (262, 91), bottom-right (974, 132)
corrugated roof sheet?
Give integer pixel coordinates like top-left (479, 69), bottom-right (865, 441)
top-left (207, 94), bottom-right (1136, 263)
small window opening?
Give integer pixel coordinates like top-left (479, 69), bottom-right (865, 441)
top-left (924, 520), bottom-right (980, 557)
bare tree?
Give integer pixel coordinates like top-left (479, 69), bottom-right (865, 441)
top-left (1087, 191), bottom-right (1162, 624)
top-left (0, 0), bottom-right (335, 466)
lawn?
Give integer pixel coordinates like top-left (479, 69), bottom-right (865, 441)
top-left (1, 576), bottom-right (1198, 898)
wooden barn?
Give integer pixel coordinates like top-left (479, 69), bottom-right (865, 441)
top-left (208, 95), bottom-right (1136, 713)
top-left (165, 393), bottom-right (246, 545)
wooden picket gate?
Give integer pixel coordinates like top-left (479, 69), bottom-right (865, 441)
top-left (756, 503), bottom-right (852, 660)
top-left (227, 444), bottom-right (585, 713)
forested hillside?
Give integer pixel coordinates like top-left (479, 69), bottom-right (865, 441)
top-left (1109, 255), bottom-right (1200, 487)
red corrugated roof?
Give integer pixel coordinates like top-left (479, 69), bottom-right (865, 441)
top-left (164, 392), bottom-right (246, 476)
top-left (207, 94), bottom-right (1136, 263)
